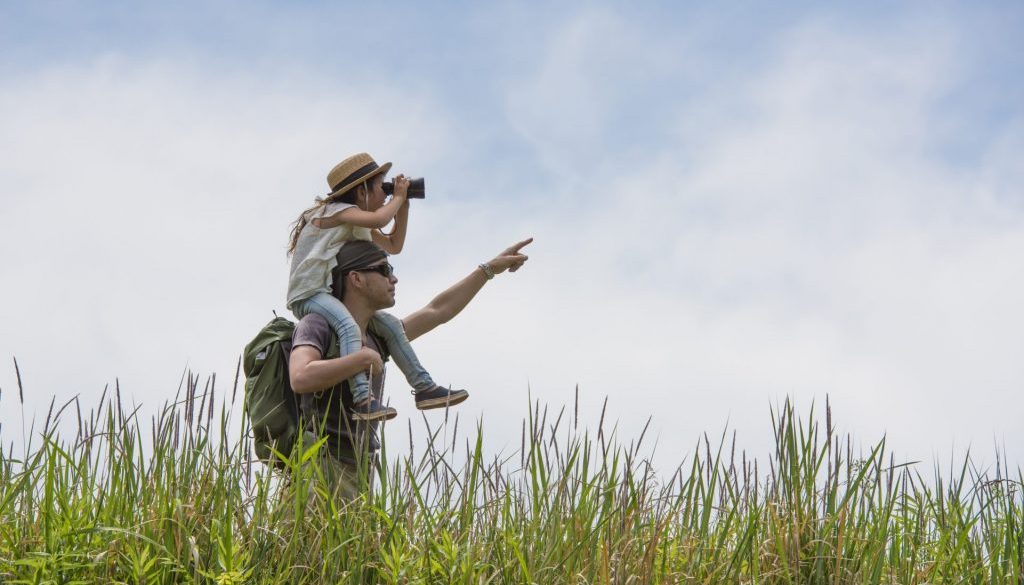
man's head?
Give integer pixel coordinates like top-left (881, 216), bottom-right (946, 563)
top-left (331, 240), bottom-right (397, 308)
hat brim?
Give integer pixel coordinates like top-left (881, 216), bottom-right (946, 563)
top-left (327, 161), bottom-right (392, 199)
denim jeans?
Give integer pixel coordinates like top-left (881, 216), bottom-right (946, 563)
top-left (291, 292), bottom-right (435, 401)
top-left (368, 310), bottom-right (435, 392)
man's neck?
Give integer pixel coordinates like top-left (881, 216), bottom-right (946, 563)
top-left (341, 295), bottom-right (374, 336)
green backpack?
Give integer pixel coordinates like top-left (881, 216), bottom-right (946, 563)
top-left (243, 315), bottom-right (340, 467)
top-left (242, 317), bottom-right (300, 466)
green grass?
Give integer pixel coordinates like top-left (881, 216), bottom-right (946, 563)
top-left (1, 366), bottom-right (1021, 584)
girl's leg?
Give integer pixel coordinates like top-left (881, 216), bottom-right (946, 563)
top-left (368, 311), bottom-right (436, 393)
top-left (292, 292), bottom-right (370, 403)
top-left (371, 313), bottom-right (469, 410)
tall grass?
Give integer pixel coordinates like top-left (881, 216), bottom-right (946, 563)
top-left (1, 364), bottom-right (1021, 583)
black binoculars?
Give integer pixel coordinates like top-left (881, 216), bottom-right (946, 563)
top-left (382, 177), bottom-right (425, 199)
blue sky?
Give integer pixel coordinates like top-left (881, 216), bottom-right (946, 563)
top-left (10, 1), bottom-right (1019, 189)
top-left (2, 1), bottom-right (1023, 471)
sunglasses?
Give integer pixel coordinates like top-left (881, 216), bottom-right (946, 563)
top-left (353, 262), bottom-right (395, 278)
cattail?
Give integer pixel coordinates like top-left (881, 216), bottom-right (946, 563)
top-left (13, 356), bottom-right (24, 404)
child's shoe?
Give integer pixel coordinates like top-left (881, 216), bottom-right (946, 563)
top-left (415, 386), bottom-right (469, 410)
top-left (351, 398), bottom-right (398, 421)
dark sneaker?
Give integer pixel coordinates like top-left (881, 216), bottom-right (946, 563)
top-left (415, 386), bottom-right (469, 410)
top-left (350, 398), bottom-right (398, 421)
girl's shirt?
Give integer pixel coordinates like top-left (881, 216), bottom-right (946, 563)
top-left (287, 202), bottom-right (372, 308)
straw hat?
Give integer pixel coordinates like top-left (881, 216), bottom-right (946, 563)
top-left (326, 153), bottom-right (392, 199)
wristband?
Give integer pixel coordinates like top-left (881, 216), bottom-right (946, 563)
top-left (478, 262), bottom-right (495, 280)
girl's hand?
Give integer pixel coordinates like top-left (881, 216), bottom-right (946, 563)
top-left (392, 174), bottom-right (410, 200)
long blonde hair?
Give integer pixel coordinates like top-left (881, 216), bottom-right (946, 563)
top-left (287, 182), bottom-right (367, 255)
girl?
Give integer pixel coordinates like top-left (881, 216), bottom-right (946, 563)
top-left (286, 153), bottom-right (467, 421)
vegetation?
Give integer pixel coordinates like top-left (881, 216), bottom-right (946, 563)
top-left (1, 364), bottom-right (1021, 584)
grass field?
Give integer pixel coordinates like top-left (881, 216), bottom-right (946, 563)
top-left (1, 366), bottom-right (1021, 584)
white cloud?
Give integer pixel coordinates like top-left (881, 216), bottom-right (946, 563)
top-left (478, 11), bottom-right (1024, 468)
top-left (501, 9), bottom-right (685, 175)
top-left (0, 56), bottom-right (457, 427)
top-left (2, 8), bottom-right (1021, 476)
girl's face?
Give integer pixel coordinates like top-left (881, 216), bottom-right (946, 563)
top-left (361, 176), bottom-right (387, 210)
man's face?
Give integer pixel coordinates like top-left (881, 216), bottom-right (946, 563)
top-left (354, 258), bottom-right (398, 309)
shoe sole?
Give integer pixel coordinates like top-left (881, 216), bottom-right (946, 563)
top-left (351, 409), bottom-right (398, 422)
top-left (416, 391), bottom-right (469, 410)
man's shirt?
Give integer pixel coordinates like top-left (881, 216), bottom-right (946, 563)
top-left (290, 313), bottom-right (390, 463)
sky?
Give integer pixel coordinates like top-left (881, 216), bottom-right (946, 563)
top-left (2, 1), bottom-right (1022, 475)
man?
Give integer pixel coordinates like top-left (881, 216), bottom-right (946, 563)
top-left (287, 237), bottom-right (532, 499)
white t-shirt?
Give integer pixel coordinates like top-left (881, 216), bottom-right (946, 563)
top-left (287, 202), bottom-right (372, 308)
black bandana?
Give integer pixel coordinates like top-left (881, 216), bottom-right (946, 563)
top-left (331, 241), bottom-right (388, 297)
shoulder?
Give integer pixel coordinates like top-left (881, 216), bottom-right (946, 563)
top-left (323, 201), bottom-right (355, 217)
top-left (292, 314), bottom-right (331, 355)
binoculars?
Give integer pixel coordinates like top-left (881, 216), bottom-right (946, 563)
top-left (382, 177), bottom-right (425, 199)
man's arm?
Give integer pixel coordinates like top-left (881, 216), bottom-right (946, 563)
top-left (289, 345), bottom-right (384, 394)
top-left (403, 238), bottom-right (532, 342)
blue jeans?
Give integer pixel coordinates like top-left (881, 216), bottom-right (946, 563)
top-left (291, 292), bottom-right (435, 401)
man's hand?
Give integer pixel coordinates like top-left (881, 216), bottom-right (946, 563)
top-left (355, 347), bottom-right (384, 376)
top-left (402, 236), bottom-right (534, 342)
top-left (484, 237), bottom-right (532, 275)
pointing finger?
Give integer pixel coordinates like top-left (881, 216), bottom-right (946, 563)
top-left (505, 237), bottom-right (534, 255)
